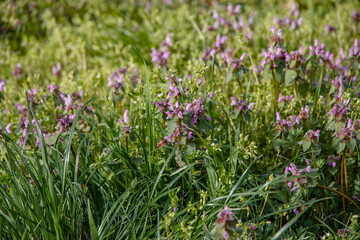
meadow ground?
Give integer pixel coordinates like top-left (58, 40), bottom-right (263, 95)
top-left (0, 0), bottom-right (360, 239)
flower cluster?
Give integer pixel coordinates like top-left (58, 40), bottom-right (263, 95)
top-left (0, 79), bottom-right (5, 91)
top-left (154, 78), bottom-right (211, 144)
top-left (0, 123), bottom-right (11, 138)
top-left (230, 97), bottom-right (254, 114)
top-left (202, 34), bottom-right (247, 68)
top-left (151, 34), bottom-right (172, 67)
top-left (328, 155), bottom-right (340, 168)
top-left (274, 112), bottom-right (292, 133)
top-left (329, 98), bottom-right (350, 122)
top-left (52, 62), bottom-right (61, 78)
top-left (117, 110), bottom-right (132, 133)
top-left (215, 206), bottom-right (235, 240)
top-left (274, 3), bottom-right (303, 30)
top-left (207, 3), bottom-right (254, 41)
top-left (304, 129), bottom-right (320, 142)
top-left (299, 105), bottom-right (310, 121)
top-left (12, 63), bottom-right (23, 80)
top-left (349, 39), bottom-right (359, 59)
top-left (284, 162), bottom-right (312, 191)
top-left (108, 66), bottom-right (140, 94)
top-left (108, 67), bottom-right (127, 95)
top-left (335, 119), bottom-right (356, 141)
top-left (278, 94), bottom-right (294, 103)
top-left (309, 39), bottom-right (325, 57)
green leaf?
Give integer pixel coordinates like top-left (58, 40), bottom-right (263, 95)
top-left (166, 117), bottom-right (178, 136)
top-left (302, 140), bottom-right (311, 152)
top-left (185, 143), bottom-right (196, 154)
top-left (226, 71), bottom-right (233, 84)
top-left (337, 142), bottom-right (346, 153)
top-left (298, 82), bottom-right (309, 98)
top-left (329, 167), bottom-right (338, 175)
top-left (88, 199), bottom-right (99, 240)
top-left (348, 138), bottom-right (357, 151)
top-left (285, 69), bottom-right (297, 85)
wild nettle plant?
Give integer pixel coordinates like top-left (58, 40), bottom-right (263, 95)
top-left (1, 0), bottom-right (360, 239)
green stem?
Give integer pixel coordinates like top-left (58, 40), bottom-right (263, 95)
top-left (311, 146), bottom-right (317, 168)
top-left (271, 68), bottom-right (279, 113)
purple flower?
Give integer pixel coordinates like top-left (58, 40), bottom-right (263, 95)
top-left (52, 62), bottom-right (61, 77)
top-left (284, 163), bottom-right (312, 191)
top-left (325, 24), bottom-right (336, 34)
top-left (269, 26), bottom-right (283, 44)
top-left (351, 195), bottom-right (360, 201)
top-left (215, 206), bottom-right (235, 239)
top-left (0, 79), bottom-right (5, 91)
top-left (352, 10), bottom-right (360, 24)
top-left (299, 105), bottom-right (310, 121)
top-left (309, 39), bottom-right (325, 57)
top-left (230, 97), bottom-right (254, 113)
top-left (6, 123), bottom-right (11, 134)
top-left (151, 35), bottom-right (172, 67)
top-left (227, 3), bottom-right (241, 16)
top-left (214, 34), bottom-right (228, 53)
top-left (278, 94), bottom-right (294, 103)
top-left (349, 39), bottom-right (359, 58)
top-left (161, 34), bottom-right (172, 48)
top-left (48, 84), bottom-right (60, 94)
top-left (12, 63), bottom-right (23, 80)
top-left (131, 68), bottom-right (140, 86)
top-left (336, 119), bottom-right (356, 142)
top-left (304, 129), bottom-right (320, 141)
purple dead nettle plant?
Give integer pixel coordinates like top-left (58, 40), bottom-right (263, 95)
top-left (151, 34), bottom-right (172, 67)
top-left (131, 68), bottom-right (140, 86)
top-left (324, 24), bottom-right (336, 34)
top-left (26, 88), bottom-right (40, 108)
top-left (278, 94), bottom-right (294, 103)
top-left (349, 39), bottom-right (359, 59)
top-left (0, 123), bottom-right (11, 138)
top-left (274, 112), bottom-right (292, 135)
top-left (46, 84), bottom-right (92, 133)
top-left (284, 160), bottom-right (315, 192)
top-left (211, 206), bottom-right (236, 240)
top-left (108, 67), bottom-right (128, 95)
top-left (154, 78), bottom-right (210, 144)
top-left (0, 79), bottom-right (5, 91)
top-left (299, 105), bottom-right (310, 122)
top-left (52, 62), bottom-right (61, 78)
top-left (274, 3), bottom-right (303, 31)
top-left (300, 129), bottom-right (320, 151)
top-left (328, 155), bottom-right (340, 168)
top-left (335, 119), bottom-right (357, 148)
top-left (12, 63), bottom-right (23, 80)
top-left (230, 97), bottom-right (254, 113)
top-left (118, 109), bottom-right (132, 134)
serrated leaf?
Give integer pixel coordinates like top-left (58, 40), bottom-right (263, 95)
top-left (235, 69), bottom-right (244, 81)
top-left (166, 117), bottom-right (178, 136)
top-left (226, 71), bottom-right (233, 84)
top-left (348, 138), bottom-right (357, 151)
top-left (185, 143), bottom-right (196, 154)
top-left (329, 167), bottom-right (338, 175)
top-left (285, 69), bottom-right (297, 85)
top-left (337, 142), bottom-right (346, 153)
top-left (302, 140), bottom-right (311, 152)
